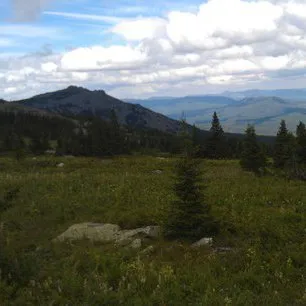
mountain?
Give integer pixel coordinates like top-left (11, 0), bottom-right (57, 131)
top-left (13, 86), bottom-right (182, 134)
top-left (3, 85), bottom-right (303, 137)
top-left (194, 97), bottom-right (306, 135)
top-left (124, 96), bottom-right (237, 119)
top-left (222, 88), bottom-right (306, 101)
top-left (126, 94), bottom-right (306, 135)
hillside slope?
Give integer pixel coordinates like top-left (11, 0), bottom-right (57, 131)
top-left (131, 95), bottom-right (306, 135)
top-left (13, 86), bottom-right (182, 134)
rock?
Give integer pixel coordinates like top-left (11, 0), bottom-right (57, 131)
top-left (191, 237), bottom-right (213, 248)
top-left (140, 245), bottom-right (155, 255)
top-left (55, 223), bottom-right (121, 242)
top-left (129, 238), bottom-right (142, 249)
top-left (32, 157), bottom-right (37, 160)
top-left (115, 226), bottom-right (161, 246)
top-left (213, 247), bottom-right (234, 253)
top-left (152, 170), bottom-right (163, 174)
top-left (64, 155), bottom-right (75, 158)
top-left (55, 223), bottom-right (161, 245)
top-left (57, 163), bottom-right (65, 168)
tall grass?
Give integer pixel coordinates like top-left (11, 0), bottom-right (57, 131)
top-left (0, 156), bottom-right (305, 304)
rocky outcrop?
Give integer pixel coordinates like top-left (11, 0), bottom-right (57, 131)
top-left (191, 237), bottom-right (213, 248)
top-left (54, 223), bottom-right (161, 248)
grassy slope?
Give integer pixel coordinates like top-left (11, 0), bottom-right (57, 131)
top-left (0, 156), bottom-right (305, 305)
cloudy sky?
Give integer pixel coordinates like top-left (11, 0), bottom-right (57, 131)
top-left (1, 0), bottom-right (306, 100)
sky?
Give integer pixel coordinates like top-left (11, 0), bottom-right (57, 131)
top-left (2, 0), bottom-right (306, 100)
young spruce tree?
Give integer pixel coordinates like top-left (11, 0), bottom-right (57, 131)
top-left (296, 121), bottom-right (306, 164)
top-left (164, 119), bottom-right (217, 240)
top-left (240, 125), bottom-right (267, 173)
top-left (274, 120), bottom-right (295, 168)
top-left (206, 112), bottom-right (225, 159)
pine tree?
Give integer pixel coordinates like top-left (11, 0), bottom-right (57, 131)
top-left (296, 121), bottom-right (306, 164)
top-left (109, 109), bottom-right (125, 154)
top-left (240, 125), bottom-right (267, 173)
top-left (30, 132), bottom-right (50, 155)
top-left (274, 120), bottom-right (295, 168)
top-left (164, 156), bottom-right (217, 240)
top-left (206, 112), bottom-right (225, 159)
top-left (178, 117), bottom-right (193, 156)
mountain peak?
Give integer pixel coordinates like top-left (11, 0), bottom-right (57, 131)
top-left (65, 85), bottom-right (89, 93)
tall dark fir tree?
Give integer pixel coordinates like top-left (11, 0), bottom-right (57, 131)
top-left (164, 155), bottom-right (217, 240)
top-left (296, 121), bottom-right (306, 164)
top-left (274, 120), bottom-right (295, 168)
top-left (240, 125), bottom-right (267, 173)
top-left (206, 112), bottom-right (225, 159)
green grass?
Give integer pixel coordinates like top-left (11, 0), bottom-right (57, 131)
top-left (0, 156), bottom-right (305, 305)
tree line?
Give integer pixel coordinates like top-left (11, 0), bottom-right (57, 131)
top-left (0, 109), bottom-right (305, 176)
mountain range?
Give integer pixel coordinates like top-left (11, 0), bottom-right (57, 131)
top-left (1, 86), bottom-right (182, 134)
top-left (127, 88), bottom-right (306, 135)
top-left (1, 86), bottom-right (305, 136)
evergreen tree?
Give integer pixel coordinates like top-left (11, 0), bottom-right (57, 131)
top-left (164, 155), bottom-right (217, 240)
top-left (274, 120), bottom-right (295, 168)
top-left (109, 109), bottom-right (125, 154)
top-left (240, 125), bottom-right (267, 173)
top-left (178, 117), bottom-right (193, 156)
top-left (3, 130), bottom-right (26, 159)
top-left (30, 132), bottom-right (50, 155)
top-left (206, 112), bottom-right (225, 159)
top-left (56, 137), bottom-right (66, 156)
top-left (296, 121), bottom-right (306, 164)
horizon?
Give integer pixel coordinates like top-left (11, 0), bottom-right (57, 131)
top-left (2, 1), bottom-right (306, 100)
top-left (3, 84), bottom-right (306, 102)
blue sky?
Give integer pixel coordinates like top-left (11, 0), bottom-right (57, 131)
top-left (1, 0), bottom-right (306, 100)
top-left (0, 0), bottom-right (204, 53)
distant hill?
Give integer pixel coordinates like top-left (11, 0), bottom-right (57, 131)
top-left (127, 94), bottom-right (306, 135)
top-left (125, 95), bottom-right (237, 120)
top-left (0, 86), bottom-right (281, 141)
top-left (11, 86), bottom-right (183, 134)
top-left (222, 88), bottom-right (306, 101)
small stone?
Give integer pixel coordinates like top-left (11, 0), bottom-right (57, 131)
top-left (64, 155), bottom-right (75, 158)
top-left (152, 170), bottom-right (163, 174)
top-left (130, 238), bottom-right (142, 249)
top-left (57, 163), bottom-right (65, 168)
top-left (213, 247), bottom-right (234, 253)
top-left (191, 237), bottom-right (213, 248)
top-left (140, 245), bottom-right (155, 255)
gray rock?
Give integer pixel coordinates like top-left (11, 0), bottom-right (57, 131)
top-left (129, 238), bottom-right (142, 249)
top-left (55, 223), bottom-right (121, 242)
top-left (213, 247), bottom-right (234, 253)
top-left (191, 237), bottom-right (213, 248)
top-left (55, 223), bottom-right (161, 246)
top-left (64, 155), bottom-right (75, 158)
top-left (115, 226), bottom-right (161, 246)
top-left (140, 245), bottom-right (155, 255)
top-left (57, 163), bottom-right (65, 168)
top-left (152, 170), bottom-right (163, 174)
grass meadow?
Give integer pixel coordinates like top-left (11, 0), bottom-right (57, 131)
top-left (0, 156), bottom-right (305, 305)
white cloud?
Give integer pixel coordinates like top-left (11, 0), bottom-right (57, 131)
top-left (112, 18), bottom-right (166, 41)
top-left (0, 24), bottom-right (61, 38)
top-left (41, 62), bottom-right (57, 73)
top-left (3, 0), bottom-right (306, 99)
top-left (61, 45), bottom-right (148, 71)
top-left (44, 11), bottom-right (122, 23)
